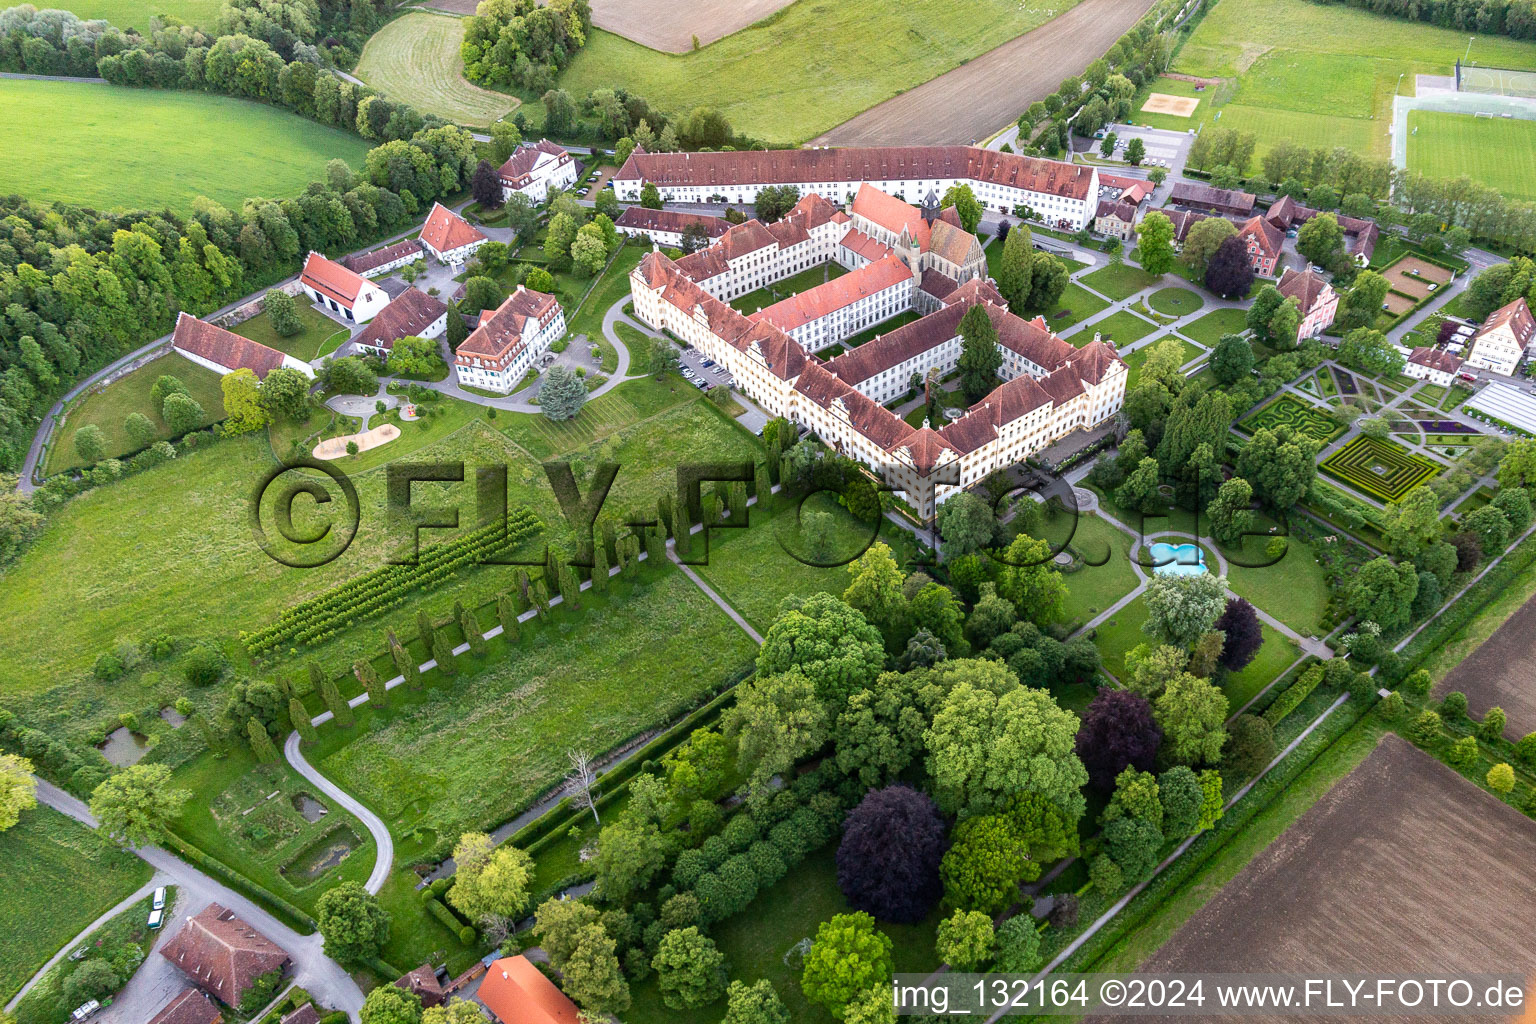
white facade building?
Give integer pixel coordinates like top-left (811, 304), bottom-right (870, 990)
top-left (171, 312), bottom-right (315, 380)
top-left (419, 203), bottom-right (489, 266)
top-left (453, 286), bottom-right (566, 393)
top-left (299, 252), bottom-right (391, 323)
top-left (1466, 297), bottom-right (1535, 377)
top-left (499, 140), bottom-right (578, 204)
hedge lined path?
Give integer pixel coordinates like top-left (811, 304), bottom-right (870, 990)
top-left (27, 778), bottom-right (366, 1019)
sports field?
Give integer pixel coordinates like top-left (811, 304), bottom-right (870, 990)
top-left (1407, 110), bottom-right (1536, 201)
top-left (355, 13), bottom-right (518, 127)
top-left (559, 0), bottom-right (1084, 144)
top-left (1172, 0), bottom-right (1536, 160)
top-left (0, 79), bottom-right (372, 212)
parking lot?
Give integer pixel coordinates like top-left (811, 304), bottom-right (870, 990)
top-left (676, 342), bottom-right (734, 393)
top-left (1093, 123), bottom-right (1191, 170)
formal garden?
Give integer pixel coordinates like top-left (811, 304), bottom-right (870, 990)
top-left (1237, 395), bottom-right (1346, 444)
top-left (1320, 435), bottom-right (1443, 502)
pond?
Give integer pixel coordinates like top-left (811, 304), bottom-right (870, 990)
top-left (97, 726), bottom-right (149, 767)
top-left (280, 826), bottom-right (359, 882)
top-left (291, 792), bottom-right (329, 823)
top-left (1148, 541), bottom-right (1207, 576)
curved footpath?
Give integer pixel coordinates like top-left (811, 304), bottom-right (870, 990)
top-left (283, 731), bottom-right (394, 894)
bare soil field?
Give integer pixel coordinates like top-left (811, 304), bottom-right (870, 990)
top-left (1382, 255), bottom-right (1454, 299)
top-left (812, 0), bottom-right (1156, 147)
top-left (1142, 93), bottom-right (1200, 117)
top-left (1435, 591), bottom-right (1536, 737)
top-left (1383, 290), bottom-right (1418, 314)
top-left (589, 0), bottom-right (795, 53)
top-left (1108, 736), bottom-right (1536, 1022)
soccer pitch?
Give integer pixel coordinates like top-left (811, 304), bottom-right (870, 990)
top-left (1407, 110), bottom-right (1536, 201)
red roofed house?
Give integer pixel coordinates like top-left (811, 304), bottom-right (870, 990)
top-left (498, 140), bottom-right (577, 203)
top-left (395, 964), bottom-right (446, 1008)
top-left (453, 285), bottom-right (566, 393)
top-left (1276, 267), bottom-right (1338, 341)
top-left (1093, 198), bottom-right (1139, 241)
top-left (341, 238), bottom-right (423, 278)
top-left (420, 202), bottom-right (489, 266)
top-left (613, 207), bottom-right (729, 249)
top-left (1405, 346), bottom-right (1465, 387)
top-left (1467, 296), bottom-right (1536, 377)
top-left (148, 988), bottom-right (223, 1024)
top-left (477, 955), bottom-right (580, 1024)
top-left (278, 1005), bottom-right (320, 1024)
top-left (159, 903), bottom-right (290, 1008)
top-left (349, 288), bottom-right (449, 357)
top-left (299, 251), bottom-right (390, 323)
top-left (750, 253), bottom-right (915, 352)
top-left (1236, 215), bottom-right (1285, 277)
top-left (172, 312), bottom-right (314, 380)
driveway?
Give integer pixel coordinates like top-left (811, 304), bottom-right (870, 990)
top-left (31, 780), bottom-right (366, 1021)
top-left (284, 731), bottom-right (394, 895)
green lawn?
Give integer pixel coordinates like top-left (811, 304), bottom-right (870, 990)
top-left (1407, 110), bottom-right (1536, 202)
top-left (563, 244), bottom-right (649, 373)
top-left (839, 310), bottom-right (921, 348)
top-left (1222, 533), bottom-right (1332, 639)
top-left (46, 0), bottom-right (220, 27)
top-left (1072, 310), bottom-right (1157, 348)
top-left (731, 263), bottom-right (848, 316)
top-left (1223, 622), bottom-right (1301, 710)
top-left (235, 302), bottom-right (351, 362)
top-left (1040, 282), bottom-right (1111, 332)
top-left (1131, 75), bottom-right (1211, 131)
top-left (693, 494), bottom-right (923, 635)
top-left (1091, 597), bottom-right (1153, 682)
top-left (1146, 287), bottom-right (1205, 318)
top-left (355, 13), bottom-right (519, 127)
top-left (0, 807), bottom-right (154, 1004)
top-left (0, 80), bottom-right (372, 212)
top-left (1081, 263), bottom-right (1162, 301)
top-left (558, 0), bottom-right (1083, 144)
top-left (1122, 336), bottom-right (1202, 390)
top-left (312, 561), bottom-right (757, 847)
top-left (44, 353), bottom-right (226, 476)
top-left (1052, 513), bottom-right (1141, 625)
top-left (1172, 0), bottom-right (1536, 160)
top-left (1179, 307), bottom-right (1248, 347)
top-left (624, 846), bottom-right (941, 1024)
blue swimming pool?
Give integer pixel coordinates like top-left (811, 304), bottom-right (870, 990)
top-left (1149, 541), bottom-right (1207, 576)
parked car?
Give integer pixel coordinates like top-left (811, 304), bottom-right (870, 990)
top-left (147, 907), bottom-right (165, 930)
top-left (70, 1001), bottom-right (100, 1022)
top-left (152, 887), bottom-right (166, 911)
top-left (702, 359), bottom-right (715, 368)
top-left (1459, 371), bottom-right (1478, 383)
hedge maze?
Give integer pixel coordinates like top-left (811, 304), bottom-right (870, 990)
top-left (1320, 436), bottom-right (1441, 502)
top-left (1238, 396), bottom-right (1344, 443)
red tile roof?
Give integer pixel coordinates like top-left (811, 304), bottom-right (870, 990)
top-left (148, 989), bottom-right (223, 1024)
top-left (917, 268), bottom-right (960, 302)
top-left (301, 251), bottom-right (368, 306)
top-left (456, 286), bottom-right (560, 368)
top-left (160, 904), bottom-right (289, 1007)
top-left (928, 219), bottom-right (980, 267)
top-left (613, 207), bottom-right (729, 238)
top-left (840, 228), bottom-right (894, 263)
top-left (1479, 296), bottom-right (1536, 346)
top-left (1276, 267), bottom-right (1331, 313)
top-left (1095, 198), bottom-right (1139, 223)
top-left (1409, 346), bottom-right (1464, 374)
top-left (341, 239), bottom-right (422, 275)
top-left (421, 203), bottom-right (487, 255)
top-left (395, 964), bottom-right (445, 1008)
top-left (1100, 174), bottom-right (1154, 204)
top-left (498, 140), bottom-right (569, 186)
top-left (1238, 215), bottom-right (1285, 261)
top-left (172, 312), bottom-right (288, 379)
top-left (853, 183), bottom-right (931, 247)
top-left (478, 956), bottom-right (581, 1024)
top-left (1170, 181), bottom-right (1256, 215)
top-left (1163, 208), bottom-right (1212, 244)
top-left (749, 254), bottom-right (913, 332)
top-left (278, 1006), bottom-right (320, 1024)
top-left (616, 146), bottom-right (1096, 201)
top-left (352, 288), bottom-right (448, 352)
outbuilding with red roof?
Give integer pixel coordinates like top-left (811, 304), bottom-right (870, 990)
top-left (420, 203), bottom-right (489, 266)
top-left (299, 251), bottom-right (390, 323)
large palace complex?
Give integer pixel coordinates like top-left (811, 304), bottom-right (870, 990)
top-left (627, 179), bottom-right (1127, 520)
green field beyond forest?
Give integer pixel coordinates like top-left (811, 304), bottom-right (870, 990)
top-left (1172, 0), bottom-right (1536, 160)
top-left (558, 0), bottom-right (1083, 144)
top-left (0, 79), bottom-right (372, 212)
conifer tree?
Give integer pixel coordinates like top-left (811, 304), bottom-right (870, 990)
top-left (462, 606), bottom-right (486, 657)
top-left (533, 579), bottom-right (551, 617)
top-left (248, 718), bottom-right (278, 762)
top-left (417, 608), bottom-right (435, 649)
top-left (601, 518), bottom-right (619, 565)
top-left (658, 492), bottom-right (674, 536)
top-left (308, 662), bottom-right (326, 696)
top-left (320, 674), bottom-right (353, 727)
top-left (433, 632), bottom-right (458, 675)
top-left (497, 593), bottom-right (520, 640)
top-left (388, 630), bottom-right (418, 690)
top-left (592, 543), bottom-right (610, 593)
top-left (291, 698), bottom-right (317, 743)
top-left (355, 659), bottom-right (384, 708)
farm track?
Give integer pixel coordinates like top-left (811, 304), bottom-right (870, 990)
top-left (811, 0), bottom-right (1156, 147)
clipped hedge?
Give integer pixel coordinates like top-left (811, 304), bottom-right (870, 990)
top-left (163, 834), bottom-right (316, 932)
top-left (423, 895), bottom-right (466, 935)
top-left (1264, 665), bottom-right (1326, 727)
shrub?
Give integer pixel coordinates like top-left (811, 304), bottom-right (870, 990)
top-left (1378, 691), bottom-right (1406, 721)
top-left (1487, 763), bottom-right (1516, 794)
top-left (182, 644), bottom-right (227, 686)
top-left (1448, 735), bottom-right (1479, 770)
top-left (936, 909), bottom-right (995, 971)
top-left (1088, 853), bottom-right (1124, 896)
top-left (1479, 706), bottom-right (1507, 743)
top-left (1409, 710), bottom-right (1442, 746)
top-left (1515, 733), bottom-right (1536, 768)
top-left (1440, 691), bottom-right (1468, 719)
top-left (1263, 665), bottom-right (1323, 727)
top-left (93, 653), bottom-right (125, 681)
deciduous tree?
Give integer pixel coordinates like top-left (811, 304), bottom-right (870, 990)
top-left (1135, 211), bottom-right (1175, 276)
top-left (316, 881), bottom-right (391, 967)
top-left (836, 785), bottom-right (946, 923)
top-left (800, 912), bottom-right (893, 1018)
top-left (89, 764), bottom-right (190, 848)
top-left (1075, 689), bottom-right (1161, 791)
top-left (1154, 675), bottom-right (1229, 766)
top-left (0, 754), bottom-right (37, 831)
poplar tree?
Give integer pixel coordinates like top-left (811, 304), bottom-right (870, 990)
top-left (307, 662), bottom-right (326, 696)
top-left (355, 658), bottom-right (384, 708)
top-left (462, 605), bottom-right (486, 657)
top-left (497, 593), bottom-right (521, 640)
top-left (433, 632), bottom-right (458, 675)
top-left (291, 698), bottom-right (317, 743)
top-left (388, 630), bottom-right (418, 690)
top-left (248, 718), bottom-right (278, 762)
top-left (417, 608), bottom-right (435, 649)
top-left (321, 675), bottom-right (354, 727)
top-left (591, 544), bottom-right (610, 593)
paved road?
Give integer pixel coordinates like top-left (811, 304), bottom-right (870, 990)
top-left (283, 731), bottom-right (394, 894)
top-left (30, 780), bottom-right (366, 1021)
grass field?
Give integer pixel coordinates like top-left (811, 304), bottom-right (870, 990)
top-left (0, 808), bottom-right (153, 1003)
top-left (1123, 336), bottom-right (1202, 390)
top-left (731, 262), bottom-right (847, 316)
top-left (1172, 0), bottom-right (1536, 160)
top-left (45, 0), bottom-right (220, 28)
top-left (557, 0), bottom-right (1082, 144)
top-left (1179, 307), bottom-right (1248, 347)
top-left (1131, 75), bottom-right (1212, 131)
top-left (1146, 286), bottom-right (1204, 318)
top-left (234, 302), bottom-right (351, 363)
top-left (1072, 310), bottom-right (1157, 348)
top-left (1407, 110), bottom-right (1536, 202)
top-left (13, 890), bottom-right (169, 1024)
top-left (356, 13), bottom-right (519, 128)
top-left (44, 353), bottom-right (227, 476)
top-left (1081, 263), bottom-right (1162, 300)
top-left (0, 80), bottom-right (372, 212)
top-left (1041, 282), bottom-right (1111, 332)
